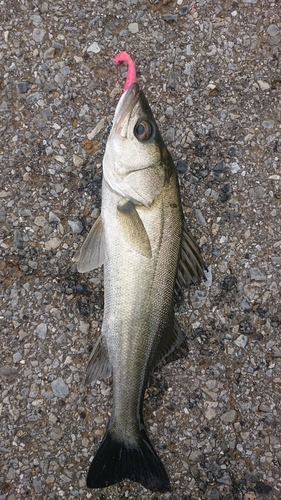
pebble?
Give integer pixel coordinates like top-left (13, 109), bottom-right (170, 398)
top-left (87, 42), bottom-right (100, 53)
top-left (79, 321), bottom-right (90, 334)
top-left (0, 207), bottom-right (6, 222)
top-left (0, 365), bottom-right (18, 382)
top-left (165, 128), bottom-right (175, 142)
top-left (221, 410), bottom-right (237, 424)
top-left (45, 237), bottom-right (61, 250)
top-left (234, 334), bottom-right (248, 348)
top-left (205, 401), bottom-right (218, 420)
top-left (32, 28), bottom-right (46, 43)
top-left (34, 216), bottom-right (47, 227)
top-left (250, 267), bottom-right (266, 281)
top-left (176, 160), bottom-right (188, 174)
top-left (15, 82), bottom-right (29, 94)
top-left (48, 211), bottom-right (60, 223)
top-left (195, 208), bottom-right (207, 227)
top-left (34, 323), bottom-right (47, 340)
top-left (68, 220), bottom-right (84, 234)
top-left (257, 80), bottom-right (270, 90)
top-left (267, 25), bottom-right (279, 37)
top-left (128, 23), bottom-right (139, 34)
top-left (0, 101), bottom-right (8, 112)
top-left (51, 378), bottom-right (69, 398)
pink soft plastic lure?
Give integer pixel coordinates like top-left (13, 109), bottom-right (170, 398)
top-left (113, 51), bottom-right (136, 91)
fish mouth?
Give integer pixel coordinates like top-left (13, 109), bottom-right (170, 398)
top-left (113, 83), bottom-right (140, 137)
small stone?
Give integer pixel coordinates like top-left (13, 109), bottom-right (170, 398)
top-left (208, 489), bottom-right (220, 500)
top-left (0, 365), bottom-right (18, 382)
top-left (244, 492), bottom-right (256, 500)
top-left (26, 92), bottom-right (43, 104)
top-left (33, 479), bottom-right (42, 495)
top-left (257, 80), bottom-right (270, 90)
top-left (195, 209), bottom-right (207, 227)
top-left (34, 216), bottom-right (47, 227)
top-left (20, 208), bottom-right (32, 217)
top-left (262, 120), bottom-right (273, 129)
top-left (32, 28), bottom-right (46, 43)
top-left (60, 66), bottom-right (70, 75)
top-left (15, 82), bottom-right (29, 94)
top-left (51, 378), bottom-right (69, 398)
top-left (267, 25), bottom-right (279, 37)
top-left (165, 106), bottom-right (174, 117)
top-left (217, 473), bottom-right (232, 485)
top-left (221, 409), bottom-right (237, 424)
top-left (68, 220), bottom-right (84, 234)
top-left (45, 237), bottom-right (61, 250)
top-left (165, 128), bottom-right (175, 142)
top-left (176, 160), bottom-right (188, 174)
top-left (234, 334), bottom-right (248, 348)
top-left (128, 23), bottom-right (139, 33)
top-left (13, 352), bottom-right (22, 363)
top-left (49, 211), bottom-right (60, 223)
top-left (230, 161), bottom-right (240, 174)
top-left (73, 154), bottom-right (84, 167)
top-left (0, 101), bottom-right (8, 112)
top-left (79, 321), bottom-right (90, 334)
top-left (186, 44), bottom-right (194, 55)
top-left (189, 450), bottom-right (205, 461)
top-left (44, 47), bottom-right (56, 59)
top-left (31, 14), bottom-right (42, 26)
top-left (250, 267), bottom-right (266, 281)
top-left (39, 2), bottom-right (49, 13)
top-left (87, 117), bottom-right (107, 140)
top-left (0, 207), bottom-right (6, 222)
top-left (163, 14), bottom-right (178, 23)
top-left (249, 185), bottom-right (265, 199)
top-left (168, 71), bottom-right (177, 90)
top-left (34, 323), bottom-right (47, 339)
top-left (205, 401), bottom-right (218, 420)
top-left (87, 42), bottom-right (100, 53)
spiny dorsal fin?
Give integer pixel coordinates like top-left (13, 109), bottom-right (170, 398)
top-left (176, 223), bottom-right (206, 289)
top-left (74, 215), bottom-right (105, 273)
top-left (117, 200), bottom-right (152, 258)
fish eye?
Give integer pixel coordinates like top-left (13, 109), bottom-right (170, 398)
top-left (134, 120), bottom-right (154, 142)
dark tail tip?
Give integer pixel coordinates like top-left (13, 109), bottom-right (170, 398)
top-left (87, 429), bottom-right (171, 493)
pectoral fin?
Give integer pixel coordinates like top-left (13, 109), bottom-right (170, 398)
top-left (85, 335), bottom-right (112, 385)
top-left (176, 224), bottom-right (206, 290)
top-left (117, 200), bottom-right (152, 258)
top-left (73, 215), bottom-right (105, 273)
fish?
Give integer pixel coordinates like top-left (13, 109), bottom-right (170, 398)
top-left (75, 52), bottom-right (206, 493)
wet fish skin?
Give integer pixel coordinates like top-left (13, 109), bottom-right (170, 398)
top-left (76, 83), bottom-right (206, 492)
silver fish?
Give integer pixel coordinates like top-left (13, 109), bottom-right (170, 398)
top-left (75, 82), bottom-right (206, 492)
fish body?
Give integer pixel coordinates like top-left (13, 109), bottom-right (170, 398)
top-left (76, 82), bottom-right (206, 492)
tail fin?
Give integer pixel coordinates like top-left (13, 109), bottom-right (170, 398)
top-left (87, 428), bottom-right (171, 493)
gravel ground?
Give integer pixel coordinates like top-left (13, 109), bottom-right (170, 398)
top-left (1, 0), bottom-right (281, 499)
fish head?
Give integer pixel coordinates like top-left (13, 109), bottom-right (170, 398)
top-left (103, 83), bottom-right (174, 207)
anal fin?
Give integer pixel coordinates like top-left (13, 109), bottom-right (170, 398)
top-left (85, 334), bottom-right (112, 385)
